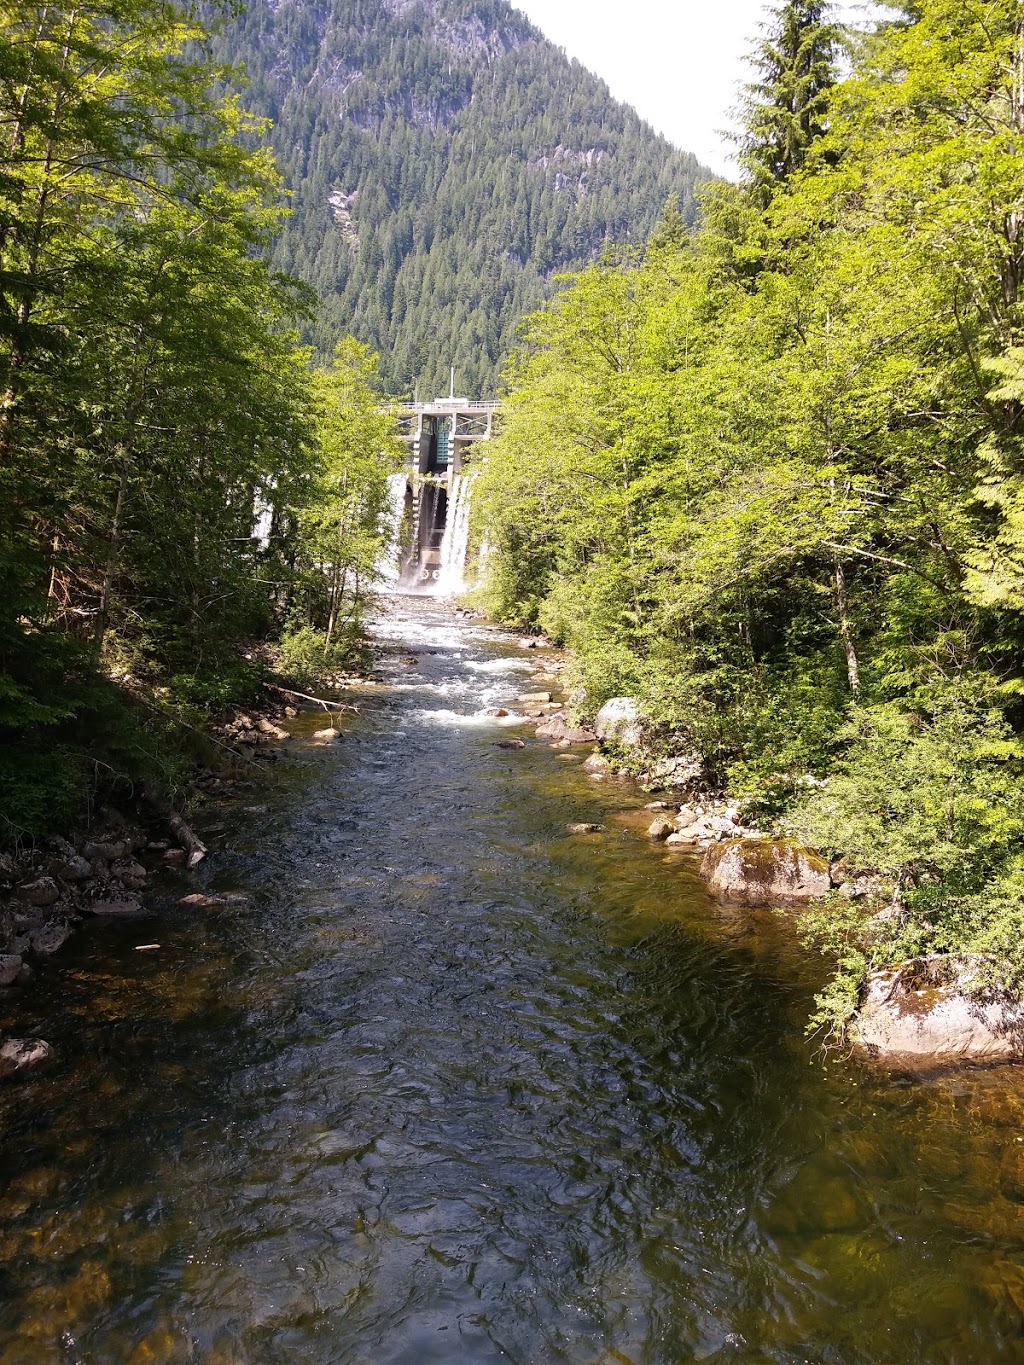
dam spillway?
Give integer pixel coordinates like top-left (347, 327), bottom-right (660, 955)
top-left (390, 398), bottom-right (499, 593)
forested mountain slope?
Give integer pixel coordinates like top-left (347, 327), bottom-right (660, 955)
top-left (205, 0), bottom-right (709, 395)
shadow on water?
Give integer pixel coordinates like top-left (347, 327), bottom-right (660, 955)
top-left (3, 598), bottom-right (1024, 1362)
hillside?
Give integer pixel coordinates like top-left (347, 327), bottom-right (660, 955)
top-left (206, 0), bottom-right (711, 396)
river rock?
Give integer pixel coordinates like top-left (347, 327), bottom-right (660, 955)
top-left (257, 718), bottom-right (290, 741)
top-left (700, 838), bottom-right (831, 905)
top-left (853, 959), bottom-right (1024, 1065)
top-left (0, 1037), bottom-right (54, 1079)
top-left (16, 876), bottom-right (60, 907)
top-left (594, 697), bottom-right (643, 748)
top-left (82, 839), bottom-right (129, 862)
top-left (647, 819), bottom-right (675, 841)
top-left (646, 754), bottom-right (703, 789)
top-left (535, 716), bottom-right (597, 743)
top-left (89, 896), bottom-right (143, 916)
top-left (496, 738), bottom-right (526, 750)
top-left (567, 823), bottom-right (604, 834)
top-left (30, 923), bottom-right (70, 956)
top-left (0, 955), bottom-right (22, 987)
top-left (518, 691), bottom-right (552, 704)
top-left (312, 727), bottom-right (340, 743)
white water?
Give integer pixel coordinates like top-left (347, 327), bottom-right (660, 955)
top-left (435, 472), bottom-right (475, 596)
top-left (376, 472), bottom-right (409, 586)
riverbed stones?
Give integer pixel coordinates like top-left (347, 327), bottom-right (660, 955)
top-left (594, 697), bottom-right (643, 748)
top-left (29, 923), bottom-right (70, 957)
top-left (89, 896), bottom-right (143, 916)
top-left (567, 823), bottom-right (604, 834)
top-left (0, 1037), bottom-right (54, 1078)
top-left (582, 754), bottom-right (610, 773)
top-left (518, 691), bottom-right (551, 704)
top-left (700, 838), bottom-right (831, 905)
top-left (852, 959), bottom-right (1024, 1065)
top-left (312, 727), bottom-right (340, 743)
top-left (15, 876), bottom-right (60, 907)
top-left (535, 715), bottom-right (597, 743)
top-left (647, 818), bottom-right (675, 841)
top-left (0, 955), bottom-right (22, 987)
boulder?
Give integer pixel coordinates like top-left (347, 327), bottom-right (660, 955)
top-left (646, 754), bottom-right (703, 789)
top-left (535, 716), bottom-right (597, 743)
top-left (0, 1037), bottom-right (55, 1079)
top-left (0, 955), bottom-right (23, 987)
top-left (518, 691), bottom-right (552, 704)
top-left (312, 727), bottom-right (340, 743)
top-left (647, 819), bottom-right (675, 841)
top-left (82, 839), bottom-right (130, 862)
top-left (56, 854), bottom-right (93, 882)
top-left (495, 738), bottom-right (526, 750)
top-left (567, 823), bottom-right (604, 835)
top-left (257, 718), bottom-right (290, 741)
top-left (30, 923), bottom-right (70, 956)
top-left (594, 697), bottom-right (643, 748)
top-left (16, 876), bottom-right (60, 907)
top-left (582, 753), bottom-right (610, 774)
top-left (700, 838), bottom-right (831, 905)
top-left (853, 958), bottom-right (1024, 1065)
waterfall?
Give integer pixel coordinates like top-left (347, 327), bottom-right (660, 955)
top-left (435, 473), bottom-right (474, 596)
top-left (377, 472), bottom-right (409, 587)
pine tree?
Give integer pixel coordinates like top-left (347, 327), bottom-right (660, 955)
top-left (742, 0), bottom-right (839, 200)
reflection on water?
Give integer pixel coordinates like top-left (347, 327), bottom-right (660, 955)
top-left (2, 600), bottom-right (1024, 1362)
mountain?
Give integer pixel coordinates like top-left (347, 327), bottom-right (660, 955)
top-left (205, 0), bottom-right (711, 397)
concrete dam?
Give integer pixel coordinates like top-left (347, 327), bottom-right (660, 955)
top-left (385, 397), bottom-right (499, 593)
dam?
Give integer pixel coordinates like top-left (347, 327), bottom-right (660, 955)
top-left (387, 396), bottom-right (500, 592)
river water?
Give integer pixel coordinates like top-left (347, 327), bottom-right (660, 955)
top-left (3, 600), bottom-right (1024, 1363)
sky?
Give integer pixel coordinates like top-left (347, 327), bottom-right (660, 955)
top-left (512, 1), bottom-right (867, 178)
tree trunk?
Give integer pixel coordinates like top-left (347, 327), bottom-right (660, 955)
top-left (834, 558), bottom-right (861, 696)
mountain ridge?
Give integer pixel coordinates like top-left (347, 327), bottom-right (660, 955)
top-left (206, 0), bottom-right (712, 395)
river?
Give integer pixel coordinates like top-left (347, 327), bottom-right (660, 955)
top-left (2, 600), bottom-right (1024, 1363)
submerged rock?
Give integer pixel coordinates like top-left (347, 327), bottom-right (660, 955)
top-left (700, 838), bottom-right (831, 905)
top-left (312, 727), bottom-right (340, 744)
top-left (0, 1037), bottom-right (54, 1079)
top-left (582, 753), bottom-right (610, 774)
top-left (647, 819), bottom-right (675, 841)
top-left (567, 822), bottom-right (604, 835)
top-left (853, 958), bottom-right (1024, 1066)
top-left (594, 697), bottom-right (643, 748)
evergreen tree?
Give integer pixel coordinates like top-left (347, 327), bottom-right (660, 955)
top-left (741, 0), bottom-right (839, 199)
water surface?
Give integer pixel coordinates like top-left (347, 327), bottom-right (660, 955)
top-left (2, 601), bottom-right (1024, 1363)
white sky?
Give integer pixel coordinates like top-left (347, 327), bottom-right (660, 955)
top-left (511, 1), bottom-right (869, 178)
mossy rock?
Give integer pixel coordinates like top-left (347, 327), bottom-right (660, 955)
top-left (699, 837), bottom-right (831, 906)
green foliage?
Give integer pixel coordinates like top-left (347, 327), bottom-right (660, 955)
top-left (480, 0), bottom-right (1024, 1035)
top-left (0, 0), bottom-right (396, 840)
top-left (275, 623), bottom-right (370, 691)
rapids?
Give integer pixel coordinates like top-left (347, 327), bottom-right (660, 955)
top-left (2, 600), bottom-right (1024, 1362)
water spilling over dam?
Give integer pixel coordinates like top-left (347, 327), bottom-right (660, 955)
top-left (386, 397), bottom-right (499, 593)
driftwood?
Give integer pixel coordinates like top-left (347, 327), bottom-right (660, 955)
top-left (141, 786), bottom-right (208, 868)
top-left (266, 683), bottom-right (359, 714)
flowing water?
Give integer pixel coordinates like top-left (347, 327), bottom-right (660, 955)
top-left (3, 601), bottom-right (1024, 1363)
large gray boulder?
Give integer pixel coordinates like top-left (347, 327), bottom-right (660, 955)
top-left (594, 697), bottom-right (643, 748)
top-left (534, 715), bottom-right (596, 743)
top-left (700, 838), bottom-right (831, 905)
top-left (852, 958), bottom-right (1024, 1065)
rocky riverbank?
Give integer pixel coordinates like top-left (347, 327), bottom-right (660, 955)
top-left (507, 652), bottom-right (1024, 1071)
top-left (0, 686), bottom-right (358, 1077)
